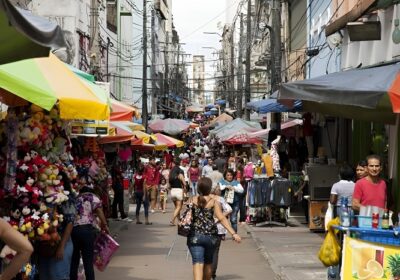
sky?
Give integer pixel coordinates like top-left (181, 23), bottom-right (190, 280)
top-left (172, 0), bottom-right (240, 94)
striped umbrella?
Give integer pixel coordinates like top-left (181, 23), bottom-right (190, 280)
top-left (0, 54), bottom-right (109, 120)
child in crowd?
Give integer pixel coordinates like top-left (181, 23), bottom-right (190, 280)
top-left (159, 177), bottom-right (169, 213)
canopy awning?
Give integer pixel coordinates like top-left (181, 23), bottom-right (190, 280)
top-left (247, 98), bottom-right (302, 113)
top-left (0, 0), bottom-right (66, 64)
top-left (278, 63), bottom-right (400, 123)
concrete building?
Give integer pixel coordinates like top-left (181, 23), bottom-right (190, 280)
top-left (192, 55), bottom-right (205, 105)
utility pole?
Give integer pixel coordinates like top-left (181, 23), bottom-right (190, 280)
top-left (176, 44), bottom-right (180, 97)
top-left (151, 7), bottom-right (157, 116)
top-left (237, 13), bottom-right (244, 118)
top-left (271, 0), bottom-right (282, 130)
top-left (164, 32), bottom-right (169, 117)
top-left (89, 0), bottom-right (100, 80)
top-left (142, 0), bottom-right (148, 130)
top-left (229, 28), bottom-right (235, 109)
top-left (244, 0), bottom-right (252, 120)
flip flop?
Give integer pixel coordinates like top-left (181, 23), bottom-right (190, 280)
top-left (136, 221), bottom-right (143, 224)
top-left (145, 222), bottom-right (153, 225)
top-left (169, 221), bottom-right (175, 226)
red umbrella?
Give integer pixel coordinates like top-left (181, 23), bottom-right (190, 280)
top-left (110, 99), bottom-right (139, 121)
top-left (223, 132), bottom-right (263, 145)
top-left (149, 118), bottom-right (190, 135)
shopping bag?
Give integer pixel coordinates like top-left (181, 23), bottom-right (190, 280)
top-left (178, 203), bottom-right (193, 237)
top-left (324, 202), bottom-right (333, 231)
top-left (318, 218), bottom-right (341, 267)
top-left (93, 232), bottom-right (120, 271)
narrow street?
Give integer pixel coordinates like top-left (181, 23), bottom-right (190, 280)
top-left (96, 204), bottom-right (277, 280)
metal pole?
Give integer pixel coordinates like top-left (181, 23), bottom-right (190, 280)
top-left (272, 0), bottom-right (282, 131)
top-left (237, 13), bottom-right (244, 118)
top-left (164, 32), bottom-right (169, 117)
top-left (244, 0), bottom-right (252, 120)
top-left (117, 0), bottom-right (121, 100)
top-left (142, 0), bottom-right (148, 130)
top-left (230, 28), bottom-right (235, 109)
top-left (151, 8), bottom-right (157, 116)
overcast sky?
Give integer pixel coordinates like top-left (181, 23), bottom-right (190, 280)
top-left (172, 0), bottom-right (240, 91)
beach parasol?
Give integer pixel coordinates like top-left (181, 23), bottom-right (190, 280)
top-left (149, 118), bottom-right (190, 135)
top-left (0, 54), bottom-right (109, 120)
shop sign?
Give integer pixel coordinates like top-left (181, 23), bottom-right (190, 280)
top-left (70, 120), bottom-right (109, 136)
top-left (342, 236), bottom-right (400, 279)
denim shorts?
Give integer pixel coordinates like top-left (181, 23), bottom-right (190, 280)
top-left (39, 238), bottom-right (73, 280)
top-left (187, 234), bottom-right (217, 265)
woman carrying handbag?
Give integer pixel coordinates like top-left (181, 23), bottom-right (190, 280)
top-left (186, 177), bottom-right (241, 280)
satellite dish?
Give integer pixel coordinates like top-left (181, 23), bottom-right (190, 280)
top-left (327, 32), bottom-right (342, 49)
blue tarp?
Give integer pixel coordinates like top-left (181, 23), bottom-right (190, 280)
top-left (246, 99), bottom-right (302, 113)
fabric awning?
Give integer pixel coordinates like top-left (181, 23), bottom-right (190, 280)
top-left (247, 98), bottom-right (302, 113)
top-left (0, 0), bottom-right (66, 64)
top-left (278, 63), bottom-right (400, 123)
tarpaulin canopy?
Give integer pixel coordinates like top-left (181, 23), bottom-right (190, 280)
top-left (149, 118), bottom-right (190, 135)
top-left (0, 0), bottom-right (66, 64)
top-left (210, 118), bottom-right (262, 141)
top-left (210, 113), bottom-right (233, 126)
top-left (0, 54), bottom-right (110, 120)
top-left (278, 63), bottom-right (400, 123)
top-left (246, 98), bottom-right (302, 113)
top-left (110, 99), bottom-right (139, 121)
top-left (186, 105), bottom-right (204, 113)
top-left (153, 133), bottom-right (184, 148)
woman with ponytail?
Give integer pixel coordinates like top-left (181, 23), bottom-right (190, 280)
top-left (187, 177), bottom-right (241, 280)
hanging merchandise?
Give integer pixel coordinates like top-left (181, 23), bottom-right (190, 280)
top-left (0, 103), bottom-right (80, 278)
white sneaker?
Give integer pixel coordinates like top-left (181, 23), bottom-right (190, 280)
top-left (151, 209), bottom-right (155, 213)
top-left (122, 217), bottom-right (133, 222)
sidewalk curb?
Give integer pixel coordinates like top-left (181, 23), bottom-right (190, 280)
top-left (244, 224), bottom-right (286, 280)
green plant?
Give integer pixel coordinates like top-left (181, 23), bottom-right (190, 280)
top-left (387, 254), bottom-right (400, 279)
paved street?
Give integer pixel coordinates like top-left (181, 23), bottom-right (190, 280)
top-left (97, 204), bottom-right (277, 280)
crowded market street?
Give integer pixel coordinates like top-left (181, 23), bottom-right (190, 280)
top-left (97, 204), bottom-right (326, 280)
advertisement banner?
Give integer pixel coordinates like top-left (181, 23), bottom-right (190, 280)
top-left (342, 236), bottom-right (400, 279)
top-left (70, 120), bottom-right (109, 136)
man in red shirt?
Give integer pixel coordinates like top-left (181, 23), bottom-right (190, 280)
top-left (352, 155), bottom-right (387, 211)
top-left (144, 157), bottom-right (160, 213)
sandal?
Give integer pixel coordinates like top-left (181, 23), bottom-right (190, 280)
top-left (169, 221), bottom-right (175, 226)
top-left (145, 222), bottom-right (152, 225)
top-left (136, 221), bottom-right (143, 224)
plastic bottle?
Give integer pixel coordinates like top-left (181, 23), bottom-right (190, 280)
top-left (381, 209), bottom-right (389, 230)
top-left (340, 197), bottom-right (350, 227)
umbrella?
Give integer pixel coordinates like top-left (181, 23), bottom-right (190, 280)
top-left (0, 54), bottom-right (110, 120)
top-left (131, 138), bottom-right (167, 151)
top-left (246, 98), bottom-right (302, 113)
top-left (111, 121), bottom-right (145, 132)
top-left (153, 133), bottom-right (184, 148)
top-left (98, 122), bottom-right (133, 144)
top-left (223, 132), bottom-right (263, 145)
top-left (278, 63), bottom-right (400, 123)
top-left (0, 0), bottom-right (66, 64)
top-left (210, 113), bottom-right (233, 125)
top-left (186, 105), bottom-right (204, 113)
top-left (210, 118), bottom-right (262, 141)
top-left (149, 118), bottom-right (190, 135)
top-left (110, 99), bottom-right (139, 121)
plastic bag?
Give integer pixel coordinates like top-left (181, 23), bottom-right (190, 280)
top-left (93, 232), bottom-right (120, 271)
top-left (324, 202), bottom-right (333, 231)
top-left (318, 218), bottom-right (341, 267)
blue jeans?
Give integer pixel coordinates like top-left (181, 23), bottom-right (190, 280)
top-left (229, 202), bottom-right (240, 233)
top-left (187, 234), bottom-right (218, 264)
top-left (191, 181), bottom-right (198, 196)
top-left (135, 192), bottom-right (149, 217)
top-left (70, 225), bottom-right (97, 280)
top-left (39, 238), bottom-right (73, 280)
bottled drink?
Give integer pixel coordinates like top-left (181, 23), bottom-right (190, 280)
top-left (340, 197), bottom-right (350, 227)
top-left (372, 212), bottom-right (379, 229)
top-left (381, 209), bottom-right (389, 230)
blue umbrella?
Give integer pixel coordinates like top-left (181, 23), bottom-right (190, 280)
top-left (247, 98), bottom-right (302, 113)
